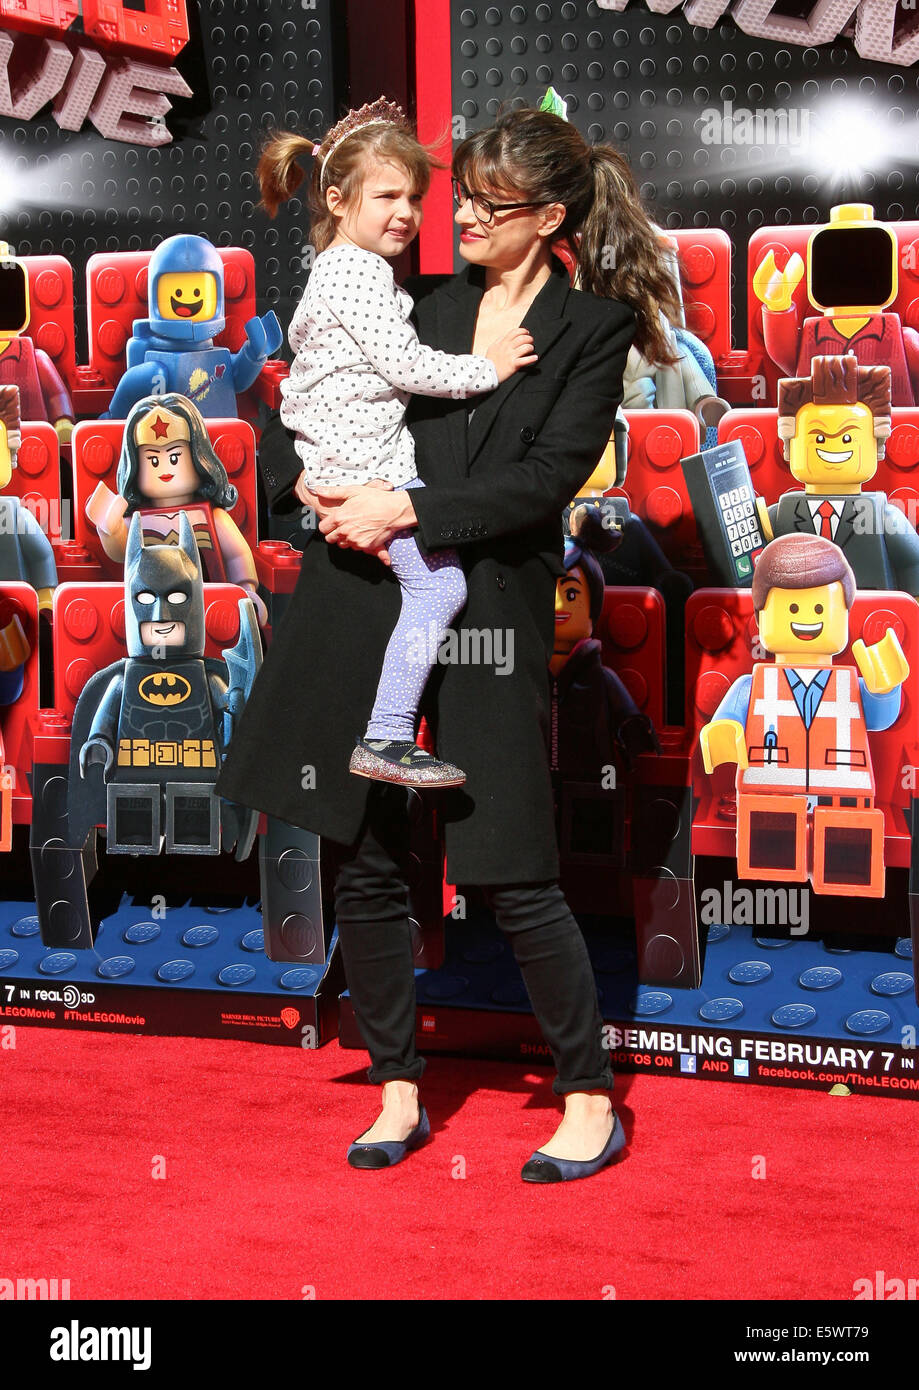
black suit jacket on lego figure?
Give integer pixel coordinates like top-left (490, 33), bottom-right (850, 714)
top-left (768, 491), bottom-right (919, 596)
top-left (216, 254), bottom-right (635, 883)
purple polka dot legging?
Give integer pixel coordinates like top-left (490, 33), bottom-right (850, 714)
top-left (364, 477), bottom-right (467, 743)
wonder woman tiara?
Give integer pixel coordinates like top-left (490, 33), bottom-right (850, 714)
top-left (318, 96), bottom-right (408, 186)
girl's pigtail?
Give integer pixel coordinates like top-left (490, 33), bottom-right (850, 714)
top-left (258, 133), bottom-right (321, 218)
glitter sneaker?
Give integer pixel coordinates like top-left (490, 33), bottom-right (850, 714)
top-left (349, 737), bottom-right (466, 787)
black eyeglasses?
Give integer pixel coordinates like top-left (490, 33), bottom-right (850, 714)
top-left (451, 178), bottom-right (546, 227)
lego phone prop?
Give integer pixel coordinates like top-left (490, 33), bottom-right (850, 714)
top-left (681, 438), bottom-right (766, 585)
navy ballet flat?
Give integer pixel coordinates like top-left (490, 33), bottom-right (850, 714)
top-left (520, 1111), bottom-right (626, 1184)
top-left (347, 1104), bottom-right (431, 1169)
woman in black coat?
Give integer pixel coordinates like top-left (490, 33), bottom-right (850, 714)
top-left (216, 106), bottom-right (680, 1181)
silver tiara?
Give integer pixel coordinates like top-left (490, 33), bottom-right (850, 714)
top-left (318, 97), bottom-right (408, 188)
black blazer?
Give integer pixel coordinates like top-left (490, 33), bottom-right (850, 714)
top-left (220, 254), bottom-right (635, 883)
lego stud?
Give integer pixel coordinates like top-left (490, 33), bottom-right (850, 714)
top-left (95, 267), bottom-right (129, 307)
top-left (646, 424), bottom-right (683, 470)
top-left (111, 600), bottom-right (127, 641)
top-left (224, 262), bottom-right (246, 301)
top-left (82, 433), bottom-right (118, 478)
top-left (213, 433), bottom-right (246, 475)
top-left (646, 486), bottom-right (682, 528)
top-left (694, 603), bottom-right (735, 652)
top-left (696, 669), bottom-right (731, 718)
top-left (687, 303), bottom-right (715, 342)
top-left (731, 425), bottom-right (765, 467)
top-left (608, 601), bottom-right (648, 650)
top-left (275, 847), bottom-right (314, 893)
top-left (33, 270), bottom-right (65, 309)
top-left (279, 913), bottom-right (321, 959)
top-left (885, 424), bottom-right (919, 470)
top-left (64, 656), bottom-right (96, 701)
top-left (204, 598), bottom-right (240, 647)
top-left (681, 244), bottom-right (716, 286)
top-left (860, 610), bottom-right (905, 650)
top-left (620, 667), bottom-right (648, 709)
top-left (61, 597), bottom-right (99, 642)
top-left (16, 437), bottom-right (52, 479)
top-left (99, 318), bottom-right (129, 360)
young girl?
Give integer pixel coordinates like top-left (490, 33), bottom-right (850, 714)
top-left (258, 97), bottom-right (536, 787)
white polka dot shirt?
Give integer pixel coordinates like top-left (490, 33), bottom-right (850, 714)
top-left (279, 244), bottom-right (499, 488)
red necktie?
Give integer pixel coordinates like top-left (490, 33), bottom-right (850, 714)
top-left (816, 500), bottom-right (835, 539)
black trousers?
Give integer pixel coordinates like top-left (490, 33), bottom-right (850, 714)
top-left (328, 784), bottom-right (613, 1097)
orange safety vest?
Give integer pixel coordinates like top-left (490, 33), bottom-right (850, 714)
top-left (740, 663), bottom-right (875, 799)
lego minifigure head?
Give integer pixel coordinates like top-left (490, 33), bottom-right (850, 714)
top-left (777, 354), bottom-right (891, 492)
top-left (555, 521), bottom-right (609, 661)
top-left (807, 203), bottom-right (898, 316)
top-left (147, 235), bottom-right (225, 343)
top-left (124, 511), bottom-right (206, 660)
top-left (0, 243), bottom-right (29, 339)
top-left (118, 394), bottom-right (237, 512)
top-left (752, 534), bottom-right (856, 661)
top-left (555, 560), bottom-right (593, 659)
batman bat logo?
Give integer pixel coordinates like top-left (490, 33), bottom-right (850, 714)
top-left (138, 671), bottom-right (192, 706)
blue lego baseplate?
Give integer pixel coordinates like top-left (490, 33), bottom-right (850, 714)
top-left (0, 897), bottom-right (337, 1047)
top-left (340, 908), bottom-right (919, 1099)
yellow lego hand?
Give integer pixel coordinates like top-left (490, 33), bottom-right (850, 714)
top-left (752, 250), bottom-right (805, 313)
top-left (54, 418), bottom-right (74, 447)
top-left (853, 628), bottom-right (909, 694)
top-left (700, 718), bottom-right (749, 773)
top-left (755, 495), bottom-right (773, 542)
top-left (37, 587), bottom-right (53, 614)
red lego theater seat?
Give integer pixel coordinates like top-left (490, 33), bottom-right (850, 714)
top-left (613, 409), bottom-right (703, 580)
top-left (0, 253), bottom-right (77, 412)
top-left (68, 416), bottom-right (261, 582)
top-left (718, 405), bottom-right (919, 529)
top-left (744, 216), bottom-right (919, 406)
top-left (667, 228), bottom-right (733, 371)
top-left (5, 420), bottom-right (65, 545)
top-left (595, 585), bottom-right (666, 735)
top-left (51, 581), bottom-right (256, 725)
top-left (77, 247), bottom-right (286, 418)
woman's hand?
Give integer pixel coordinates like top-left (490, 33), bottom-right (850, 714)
top-left (299, 480), bottom-right (417, 566)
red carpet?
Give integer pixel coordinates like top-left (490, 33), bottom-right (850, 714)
top-left (3, 1026), bottom-right (916, 1301)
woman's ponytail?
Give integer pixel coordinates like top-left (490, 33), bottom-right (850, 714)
top-left (578, 145), bottom-right (682, 368)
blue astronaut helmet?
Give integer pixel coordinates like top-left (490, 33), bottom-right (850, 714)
top-left (147, 234), bottom-right (226, 344)
top-left (125, 511), bottom-right (206, 660)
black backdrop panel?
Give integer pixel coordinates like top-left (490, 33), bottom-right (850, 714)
top-left (0, 0), bottom-right (346, 345)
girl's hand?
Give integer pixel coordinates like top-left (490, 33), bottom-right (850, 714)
top-left (310, 485), bottom-right (416, 565)
top-left (485, 328), bottom-right (539, 382)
